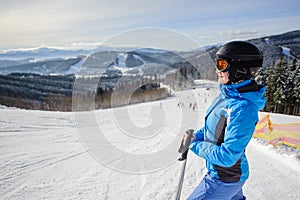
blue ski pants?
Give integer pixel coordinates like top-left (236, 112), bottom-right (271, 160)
top-left (187, 173), bottom-right (246, 200)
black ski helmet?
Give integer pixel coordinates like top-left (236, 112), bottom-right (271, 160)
top-left (216, 41), bottom-right (263, 83)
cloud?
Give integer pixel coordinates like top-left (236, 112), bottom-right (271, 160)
top-left (0, 0), bottom-right (299, 50)
top-left (221, 29), bottom-right (260, 36)
top-left (69, 42), bottom-right (102, 49)
top-left (102, 27), bottom-right (200, 51)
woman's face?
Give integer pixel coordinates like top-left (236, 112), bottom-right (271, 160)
top-left (216, 71), bottom-right (230, 84)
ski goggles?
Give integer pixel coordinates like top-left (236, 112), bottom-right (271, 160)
top-left (215, 58), bottom-right (230, 72)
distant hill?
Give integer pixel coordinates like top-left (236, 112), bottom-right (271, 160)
top-left (0, 30), bottom-right (299, 78)
top-left (0, 57), bottom-right (82, 75)
top-left (0, 30), bottom-right (299, 111)
top-left (0, 47), bottom-right (90, 60)
top-left (204, 30), bottom-right (300, 70)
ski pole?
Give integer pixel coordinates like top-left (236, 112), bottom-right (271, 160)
top-left (174, 129), bottom-right (194, 200)
top-left (175, 159), bottom-right (187, 200)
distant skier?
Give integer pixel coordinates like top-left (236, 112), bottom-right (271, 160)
top-left (187, 41), bottom-right (266, 200)
top-left (190, 103), bottom-right (196, 111)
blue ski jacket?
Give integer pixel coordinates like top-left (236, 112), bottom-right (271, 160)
top-left (189, 80), bottom-right (266, 182)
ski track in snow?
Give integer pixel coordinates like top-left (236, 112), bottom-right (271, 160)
top-left (0, 84), bottom-right (300, 200)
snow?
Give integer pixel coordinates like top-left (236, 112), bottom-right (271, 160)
top-left (66, 57), bottom-right (86, 75)
top-left (280, 46), bottom-right (295, 59)
top-left (1, 86), bottom-right (300, 200)
top-left (264, 38), bottom-right (271, 45)
top-left (107, 52), bottom-right (148, 75)
top-left (259, 111), bottom-right (300, 124)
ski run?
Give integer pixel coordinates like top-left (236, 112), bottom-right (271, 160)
top-left (0, 83), bottom-right (299, 200)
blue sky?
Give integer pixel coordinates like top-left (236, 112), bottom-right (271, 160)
top-left (0, 0), bottom-right (299, 51)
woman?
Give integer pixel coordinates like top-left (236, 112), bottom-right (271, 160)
top-left (187, 41), bottom-right (266, 200)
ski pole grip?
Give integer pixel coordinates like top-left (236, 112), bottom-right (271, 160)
top-left (184, 129), bottom-right (194, 151)
top-left (178, 129), bottom-right (194, 154)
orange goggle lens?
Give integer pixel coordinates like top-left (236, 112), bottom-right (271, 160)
top-left (215, 59), bottom-right (229, 72)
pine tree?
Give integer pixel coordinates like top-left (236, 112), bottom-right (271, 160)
top-left (284, 75), bottom-right (294, 114)
top-left (293, 62), bottom-right (300, 115)
top-left (255, 67), bottom-right (267, 85)
top-left (273, 55), bottom-right (289, 113)
top-left (259, 56), bottom-right (299, 115)
top-left (265, 65), bottom-right (275, 112)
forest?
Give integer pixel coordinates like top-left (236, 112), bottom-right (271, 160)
top-left (0, 73), bottom-right (169, 111)
top-left (257, 56), bottom-right (300, 116)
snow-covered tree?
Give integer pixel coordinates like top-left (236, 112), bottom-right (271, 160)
top-left (264, 65), bottom-right (276, 112)
top-left (292, 61), bottom-right (300, 115)
top-left (273, 55), bottom-right (290, 113)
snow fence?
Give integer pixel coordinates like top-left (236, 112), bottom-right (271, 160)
top-left (253, 114), bottom-right (300, 149)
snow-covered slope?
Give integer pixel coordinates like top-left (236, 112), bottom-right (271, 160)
top-left (0, 86), bottom-right (299, 200)
top-left (280, 46), bottom-right (295, 59)
top-left (107, 52), bottom-right (147, 75)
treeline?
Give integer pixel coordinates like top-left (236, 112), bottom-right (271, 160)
top-left (73, 75), bottom-right (169, 111)
top-left (257, 56), bottom-right (300, 116)
top-left (0, 73), bottom-right (170, 111)
top-left (0, 73), bottom-right (74, 111)
top-left (163, 61), bottom-right (206, 91)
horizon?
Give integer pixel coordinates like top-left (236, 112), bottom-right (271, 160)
top-left (0, 29), bottom-right (298, 54)
top-left (0, 0), bottom-right (299, 51)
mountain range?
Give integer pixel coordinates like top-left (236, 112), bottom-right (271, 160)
top-left (0, 30), bottom-right (299, 111)
top-left (0, 30), bottom-right (299, 77)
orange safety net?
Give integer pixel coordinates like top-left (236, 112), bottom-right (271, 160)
top-left (253, 114), bottom-right (300, 149)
